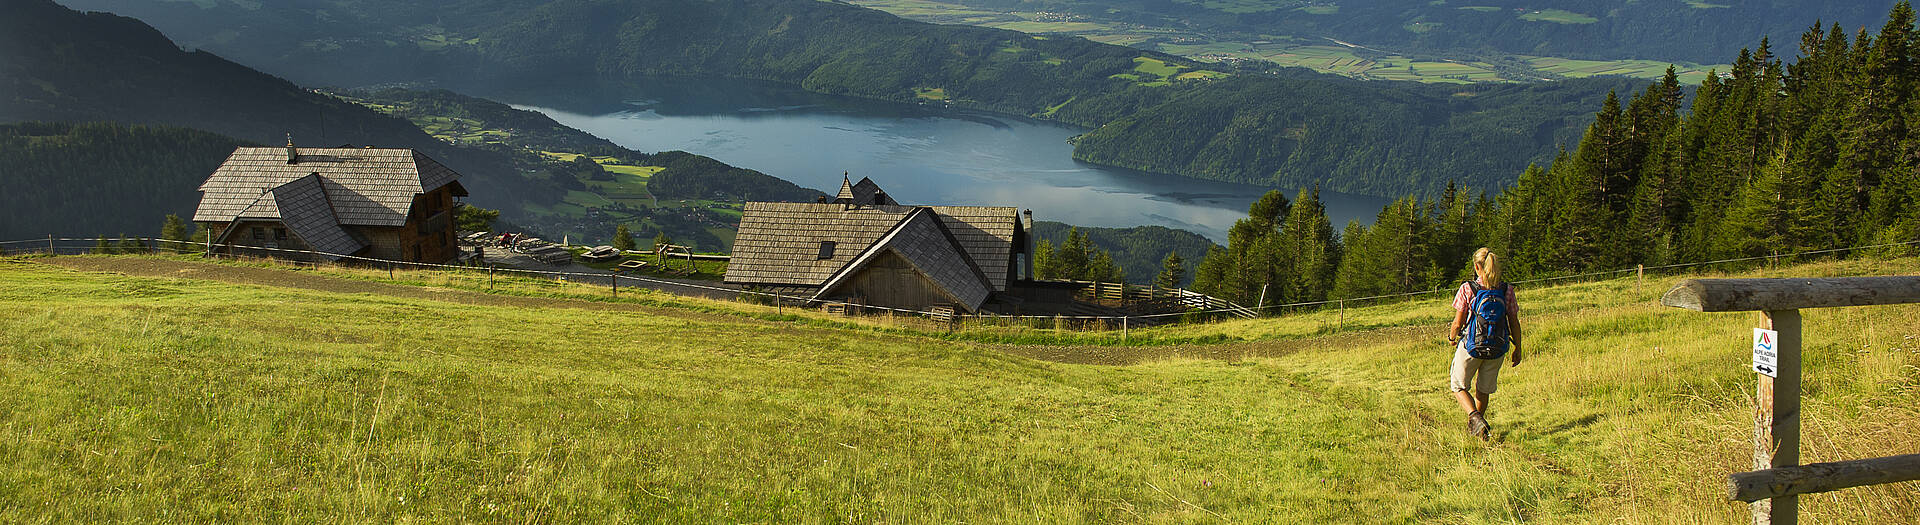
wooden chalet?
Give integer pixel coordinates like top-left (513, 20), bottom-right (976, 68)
top-left (191, 142), bottom-right (468, 263)
top-left (726, 177), bottom-right (1031, 313)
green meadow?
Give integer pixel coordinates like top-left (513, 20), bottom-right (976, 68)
top-left (852, 0), bottom-right (1725, 85)
top-left (1, 254), bottom-right (1915, 522)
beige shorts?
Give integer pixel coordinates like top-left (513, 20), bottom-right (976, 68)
top-left (1449, 342), bottom-right (1503, 393)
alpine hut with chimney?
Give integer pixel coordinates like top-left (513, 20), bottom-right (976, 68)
top-left (191, 139), bottom-right (468, 264)
top-left (725, 176), bottom-right (1032, 314)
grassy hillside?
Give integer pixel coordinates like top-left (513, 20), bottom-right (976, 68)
top-left (1, 254), bottom-right (1916, 521)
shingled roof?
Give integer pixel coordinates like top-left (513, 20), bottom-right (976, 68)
top-left (193, 147), bottom-right (466, 227)
top-left (727, 202), bottom-right (1020, 291)
top-left (833, 176), bottom-right (896, 206)
top-left (265, 173), bottom-right (367, 259)
top-left (815, 208), bottom-right (993, 310)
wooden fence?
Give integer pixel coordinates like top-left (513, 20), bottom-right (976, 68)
top-left (1660, 276), bottom-right (1920, 524)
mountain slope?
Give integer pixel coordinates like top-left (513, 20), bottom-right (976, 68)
top-left (54, 0), bottom-right (1630, 196)
top-left (4, 252), bottom-right (1915, 521)
top-left (0, 0), bottom-right (820, 248)
top-left (0, 122), bottom-right (252, 240)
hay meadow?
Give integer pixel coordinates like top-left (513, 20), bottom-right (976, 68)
top-left (1, 254), bottom-right (1916, 522)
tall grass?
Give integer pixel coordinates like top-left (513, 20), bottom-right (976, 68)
top-left (0, 255), bottom-right (1915, 522)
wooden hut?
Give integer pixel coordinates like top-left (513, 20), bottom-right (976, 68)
top-left (726, 177), bottom-right (1029, 313)
top-left (191, 142), bottom-right (468, 263)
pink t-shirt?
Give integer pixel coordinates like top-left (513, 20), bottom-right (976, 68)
top-left (1452, 281), bottom-right (1517, 317)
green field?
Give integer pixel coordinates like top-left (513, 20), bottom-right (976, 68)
top-left (3, 253), bottom-right (1916, 521)
top-left (852, 0), bottom-right (1724, 84)
top-left (1518, 9), bottom-right (1598, 24)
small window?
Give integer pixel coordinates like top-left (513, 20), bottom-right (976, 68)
top-left (274, 228), bottom-right (288, 240)
top-left (251, 227), bottom-right (265, 240)
top-left (817, 241), bottom-right (836, 259)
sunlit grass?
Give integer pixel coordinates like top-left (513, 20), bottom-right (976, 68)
top-left (0, 254), bottom-right (1915, 521)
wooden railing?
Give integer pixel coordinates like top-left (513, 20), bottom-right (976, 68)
top-left (1660, 276), bottom-right (1920, 525)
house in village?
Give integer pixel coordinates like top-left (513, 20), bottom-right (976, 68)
top-left (725, 177), bottom-right (1032, 313)
top-left (191, 142), bottom-right (468, 263)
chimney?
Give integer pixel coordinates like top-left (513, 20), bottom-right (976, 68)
top-left (285, 133), bottom-right (298, 164)
top-left (1022, 209), bottom-right (1035, 281)
top-left (816, 195), bottom-right (828, 203)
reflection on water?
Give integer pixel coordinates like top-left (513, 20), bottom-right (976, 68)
top-left (485, 77), bottom-right (1387, 243)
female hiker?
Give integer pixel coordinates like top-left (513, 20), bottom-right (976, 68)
top-left (1446, 247), bottom-right (1521, 441)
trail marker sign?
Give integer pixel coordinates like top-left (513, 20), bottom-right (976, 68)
top-left (1752, 327), bottom-right (1779, 378)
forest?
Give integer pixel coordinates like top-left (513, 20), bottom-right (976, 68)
top-left (57, 0), bottom-right (1627, 196)
top-left (1030, 221), bottom-right (1215, 286)
top-left (0, 122), bottom-right (248, 240)
top-left (1189, 4), bottom-right (1920, 309)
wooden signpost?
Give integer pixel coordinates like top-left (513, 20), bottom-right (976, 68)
top-left (1661, 276), bottom-right (1920, 524)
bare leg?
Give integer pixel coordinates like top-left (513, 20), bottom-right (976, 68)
top-left (1475, 392), bottom-right (1491, 414)
top-left (1453, 390), bottom-right (1478, 413)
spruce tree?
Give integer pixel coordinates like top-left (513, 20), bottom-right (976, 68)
top-left (612, 224), bottom-right (636, 251)
top-left (1056, 228), bottom-right (1091, 280)
top-left (1278, 186), bottom-right (1337, 302)
top-left (93, 235), bottom-right (113, 254)
top-left (1031, 239), bottom-right (1056, 279)
top-left (160, 214), bottom-right (191, 253)
top-left (116, 234), bottom-right (147, 254)
top-left (1154, 252), bottom-right (1187, 289)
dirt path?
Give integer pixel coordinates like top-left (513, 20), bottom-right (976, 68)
top-left (40, 256), bottom-right (746, 324)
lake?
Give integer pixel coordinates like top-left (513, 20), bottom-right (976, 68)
top-left (484, 78), bottom-right (1387, 243)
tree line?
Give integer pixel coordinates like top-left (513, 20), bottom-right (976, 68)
top-left (1188, 3), bottom-right (1920, 308)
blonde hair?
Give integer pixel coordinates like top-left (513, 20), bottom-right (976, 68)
top-left (1472, 247), bottom-right (1503, 287)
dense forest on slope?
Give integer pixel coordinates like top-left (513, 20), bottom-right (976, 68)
top-left (1032, 221), bottom-right (1214, 286)
top-left (0, 0), bottom-right (541, 213)
top-left (930, 0), bottom-right (1898, 65)
top-left (56, 0), bottom-right (1629, 196)
top-left (1190, 4), bottom-right (1920, 308)
top-left (1065, 73), bottom-right (1639, 194)
top-left (0, 122), bottom-right (250, 240)
top-left (0, 1), bottom-right (815, 249)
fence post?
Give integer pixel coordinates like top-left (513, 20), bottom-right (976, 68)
top-left (488, 266), bottom-right (495, 290)
top-left (1754, 309), bottom-right (1802, 525)
top-left (1339, 300), bottom-right (1345, 331)
top-left (1122, 316), bottom-right (1129, 342)
top-left (1637, 264), bottom-right (1645, 295)
top-left (612, 274), bottom-right (618, 298)
top-left (47, 234), bottom-right (54, 255)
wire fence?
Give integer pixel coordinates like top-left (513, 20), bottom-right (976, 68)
top-left (5, 235), bottom-right (1918, 332)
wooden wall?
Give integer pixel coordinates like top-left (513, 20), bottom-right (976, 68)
top-left (820, 252), bottom-right (961, 312)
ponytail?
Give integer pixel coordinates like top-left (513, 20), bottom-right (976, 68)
top-left (1472, 247), bottom-right (1503, 287)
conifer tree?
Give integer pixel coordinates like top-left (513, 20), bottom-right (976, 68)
top-left (1190, 245), bottom-right (1230, 296)
top-left (93, 235), bottom-right (113, 254)
top-left (612, 224), bottom-right (636, 251)
top-left (1032, 239), bottom-right (1057, 279)
top-left (116, 234), bottom-right (147, 254)
top-left (1056, 228), bottom-right (1091, 280)
top-left (1154, 252), bottom-right (1187, 289)
top-left (1278, 186), bottom-right (1338, 302)
top-left (160, 214), bottom-right (191, 253)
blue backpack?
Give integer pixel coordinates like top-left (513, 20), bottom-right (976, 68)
top-left (1463, 281), bottom-right (1512, 360)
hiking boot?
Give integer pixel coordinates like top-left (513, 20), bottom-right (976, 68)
top-left (1469, 411), bottom-right (1490, 441)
